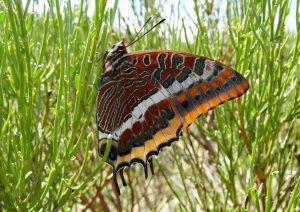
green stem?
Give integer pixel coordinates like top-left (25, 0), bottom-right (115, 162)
top-left (53, 0), bottom-right (66, 160)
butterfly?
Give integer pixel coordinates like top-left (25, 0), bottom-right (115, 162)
top-left (96, 18), bottom-right (249, 194)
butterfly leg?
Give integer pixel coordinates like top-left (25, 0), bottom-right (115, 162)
top-left (120, 168), bottom-right (127, 186)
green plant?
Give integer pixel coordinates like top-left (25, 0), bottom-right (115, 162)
top-left (0, 0), bottom-right (299, 211)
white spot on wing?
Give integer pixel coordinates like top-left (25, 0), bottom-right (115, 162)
top-left (112, 89), bottom-right (166, 136)
top-left (201, 61), bottom-right (214, 80)
top-left (181, 76), bottom-right (194, 89)
top-left (99, 131), bottom-right (111, 140)
top-left (132, 105), bottom-right (143, 119)
top-left (190, 72), bottom-right (201, 81)
top-left (202, 69), bottom-right (213, 80)
top-left (168, 80), bottom-right (182, 94)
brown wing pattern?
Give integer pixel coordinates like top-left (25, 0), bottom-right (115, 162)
top-left (96, 50), bottom-right (249, 194)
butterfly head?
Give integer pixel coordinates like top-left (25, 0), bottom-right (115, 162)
top-left (103, 39), bottom-right (128, 72)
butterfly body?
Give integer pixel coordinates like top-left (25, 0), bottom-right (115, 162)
top-left (96, 40), bottom-right (249, 194)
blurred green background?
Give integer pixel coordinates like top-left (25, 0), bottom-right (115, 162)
top-left (0, 0), bottom-right (299, 211)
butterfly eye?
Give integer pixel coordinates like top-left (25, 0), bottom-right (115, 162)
top-left (116, 46), bottom-right (125, 53)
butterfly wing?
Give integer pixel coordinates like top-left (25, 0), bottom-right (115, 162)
top-left (96, 50), bottom-right (249, 193)
top-left (128, 50), bottom-right (249, 128)
top-left (97, 60), bottom-right (184, 193)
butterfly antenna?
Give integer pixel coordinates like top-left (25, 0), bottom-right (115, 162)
top-left (127, 17), bottom-right (152, 46)
top-left (126, 18), bottom-right (166, 47)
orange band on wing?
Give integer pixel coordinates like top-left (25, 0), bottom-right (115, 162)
top-left (228, 88), bottom-right (238, 98)
top-left (236, 84), bottom-right (245, 94)
top-left (217, 75), bottom-right (226, 83)
top-left (222, 69), bottom-right (233, 77)
top-left (209, 80), bottom-right (218, 89)
top-left (200, 83), bottom-right (209, 91)
top-left (218, 92), bottom-right (230, 102)
top-left (176, 92), bottom-right (187, 102)
top-left (130, 146), bottom-right (145, 162)
top-left (182, 108), bottom-right (199, 126)
top-left (208, 96), bottom-right (220, 108)
top-left (144, 113), bottom-right (182, 156)
top-left (145, 138), bottom-right (157, 154)
top-left (116, 153), bottom-right (131, 167)
top-left (197, 102), bottom-right (211, 114)
top-left (189, 84), bottom-right (199, 96)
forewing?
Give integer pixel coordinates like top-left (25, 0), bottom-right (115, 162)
top-left (128, 50), bottom-right (249, 128)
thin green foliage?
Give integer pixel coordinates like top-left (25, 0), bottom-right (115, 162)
top-left (0, 0), bottom-right (299, 211)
